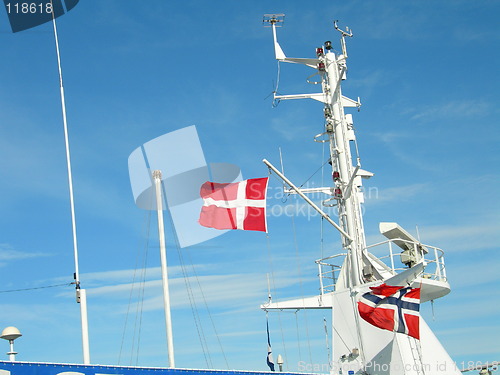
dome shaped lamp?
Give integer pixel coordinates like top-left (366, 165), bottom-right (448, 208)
top-left (0, 326), bottom-right (22, 361)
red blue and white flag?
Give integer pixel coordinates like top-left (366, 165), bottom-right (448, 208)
top-left (198, 177), bottom-right (268, 232)
top-left (266, 318), bottom-right (275, 371)
top-left (357, 283), bottom-right (420, 339)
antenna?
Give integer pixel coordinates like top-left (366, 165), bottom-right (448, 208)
top-left (262, 14), bottom-right (285, 27)
top-left (334, 20), bottom-right (353, 37)
top-left (50, 8), bottom-right (90, 365)
top-left (333, 20), bottom-right (353, 57)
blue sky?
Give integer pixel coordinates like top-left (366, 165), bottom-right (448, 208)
top-left (0, 0), bottom-right (499, 372)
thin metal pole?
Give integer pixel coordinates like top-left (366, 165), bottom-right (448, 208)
top-left (153, 170), bottom-right (175, 368)
top-left (50, 9), bottom-right (90, 365)
top-left (8, 340), bottom-right (16, 362)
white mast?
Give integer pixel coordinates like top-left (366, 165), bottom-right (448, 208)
top-left (50, 11), bottom-right (90, 365)
top-left (263, 15), bottom-right (365, 286)
top-left (152, 170), bottom-right (175, 368)
top-left (320, 22), bottom-right (365, 287)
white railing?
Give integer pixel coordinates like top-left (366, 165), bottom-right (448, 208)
top-left (316, 253), bottom-right (346, 294)
top-left (316, 239), bottom-right (447, 294)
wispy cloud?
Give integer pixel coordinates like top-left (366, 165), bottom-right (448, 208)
top-left (364, 183), bottom-right (429, 205)
top-left (369, 130), bottom-right (441, 172)
top-left (349, 69), bottom-right (389, 98)
top-left (407, 99), bottom-right (491, 122)
top-left (0, 243), bottom-right (51, 265)
top-left (271, 117), bottom-right (311, 142)
top-left (55, 266), bottom-right (315, 316)
top-left (418, 223), bottom-right (500, 253)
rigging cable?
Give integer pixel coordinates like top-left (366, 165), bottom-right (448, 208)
top-left (184, 246), bottom-right (230, 369)
top-left (176, 245), bottom-right (212, 368)
top-left (265, 233), bottom-right (289, 371)
top-left (294, 310), bottom-right (302, 363)
top-left (290, 214), bottom-right (313, 365)
top-left (172, 232), bottom-right (212, 368)
top-left (285, 158), bottom-right (333, 199)
top-left (0, 282), bottom-right (73, 293)
top-left (133, 245), bottom-right (149, 366)
top-left (272, 61), bottom-right (282, 108)
top-left (132, 210), bottom-right (151, 365)
top-left (162, 196), bottom-right (213, 369)
top-left (118, 208), bottom-right (151, 365)
top-left (323, 317), bottom-right (331, 371)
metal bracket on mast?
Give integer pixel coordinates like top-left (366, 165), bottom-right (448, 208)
top-left (263, 14), bottom-right (285, 27)
top-left (263, 159), bottom-right (353, 243)
top-left (343, 164), bottom-right (361, 200)
top-left (263, 14), bottom-right (286, 61)
top-left (333, 20), bottom-right (353, 58)
top-left (333, 20), bottom-right (353, 38)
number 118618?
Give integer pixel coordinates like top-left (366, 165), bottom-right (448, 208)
top-left (5, 2), bottom-right (54, 14)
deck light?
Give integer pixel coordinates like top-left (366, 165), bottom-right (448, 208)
top-left (1, 326), bottom-right (22, 362)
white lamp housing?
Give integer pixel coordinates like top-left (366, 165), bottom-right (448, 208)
top-left (0, 326), bottom-right (22, 361)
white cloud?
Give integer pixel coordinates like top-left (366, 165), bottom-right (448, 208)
top-left (418, 223), bottom-right (500, 253)
top-left (408, 100), bottom-right (491, 122)
top-left (349, 69), bottom-right (389, 98)
top-left (369, 130), bottom-right (442, 172)
top-left (55, 266), bottom-right (317, 317)
top-left (0, 243), bottom-right (51, 263)
top-left (364, 183), bottom-right (429, 205)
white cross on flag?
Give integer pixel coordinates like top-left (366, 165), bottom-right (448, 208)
top-left (198, 177), bottom-right (269, 232)
top-left (357, 283), bottom-right (420, 339)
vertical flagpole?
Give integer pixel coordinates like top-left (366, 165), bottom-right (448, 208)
top-left (50, 5), bottom-right (91, 365)
top-left (153, 170), bottom-right (175, 368)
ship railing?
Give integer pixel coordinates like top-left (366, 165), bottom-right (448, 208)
top-left (315, 253), bottom-right (346, 295)
top-left (365, 238), bottom-right (447, 282)
top-left (316, 239), bottom-right (447, 294)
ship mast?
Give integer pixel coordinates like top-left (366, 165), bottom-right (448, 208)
top-left (262, 15), bottom-right (367, 288)
top-left (319, 21), bottom-right (366, 287)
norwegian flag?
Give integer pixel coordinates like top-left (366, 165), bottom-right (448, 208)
top-left (198, 178), bottom-right (268, 232)
top-left (357, 283), bottom-right (421, 339)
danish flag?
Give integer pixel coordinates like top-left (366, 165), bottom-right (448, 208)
top-left (198, 177), bottom-right (268, 232)
top-left (357, 283), bottom-right (421, 339)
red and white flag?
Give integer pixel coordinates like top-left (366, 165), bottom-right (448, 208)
top-left (198, 177), bottom-right (268, 232)
top-left (357, 283), bottom-right (420, 339)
